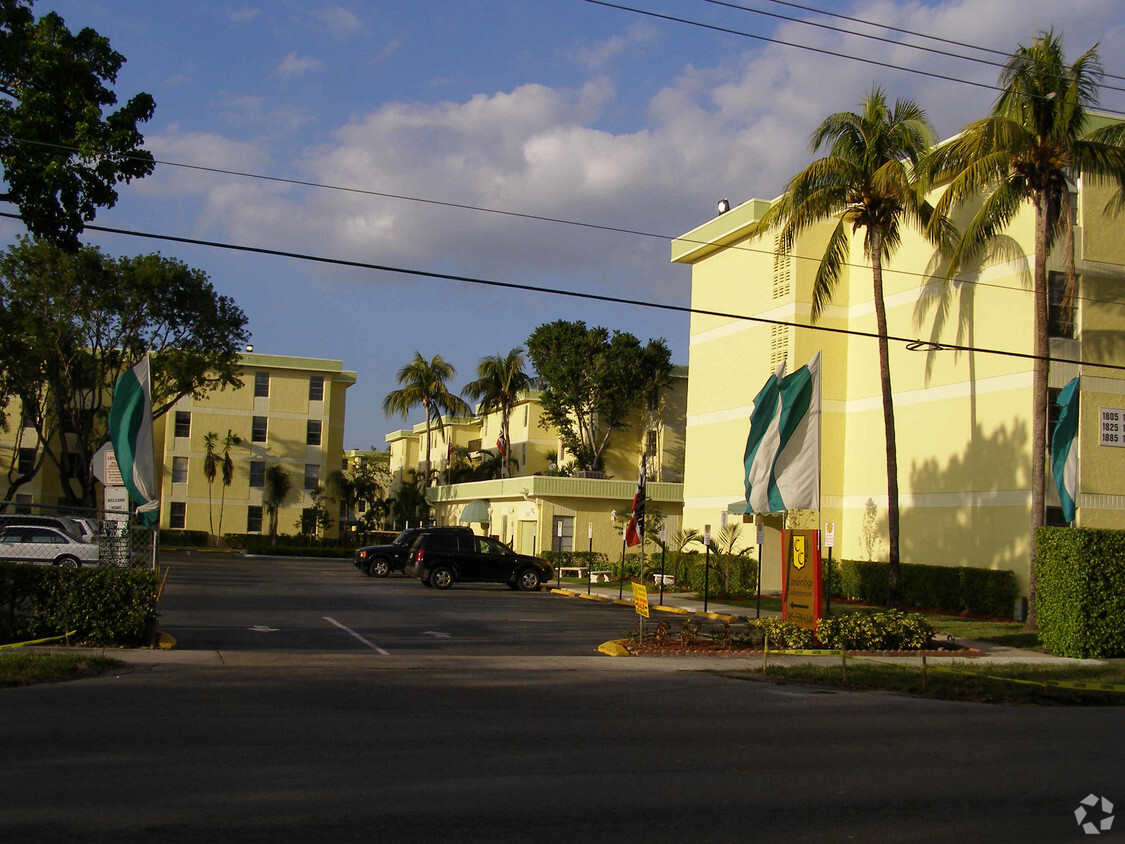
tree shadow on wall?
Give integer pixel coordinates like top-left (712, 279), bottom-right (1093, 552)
top-left (900, 420), bottom-right (1029, 570)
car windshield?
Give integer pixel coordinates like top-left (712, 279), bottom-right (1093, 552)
top-left (393, 531), bottom-right (416, 546)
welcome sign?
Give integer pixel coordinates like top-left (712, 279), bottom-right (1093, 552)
top-left (782, 530), bottom-right (822, 629)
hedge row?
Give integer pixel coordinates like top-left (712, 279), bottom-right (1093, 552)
top-left (1035, 527), bottom-right (1125, 658)
top-left (0, 563), bottom-right (158, 646)
top-left (836, 559), bottom-right (1017, 617)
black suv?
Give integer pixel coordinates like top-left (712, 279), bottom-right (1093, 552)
top-left (405, 531), bottom-right (553, 591)
top-left (353, 526), bottom-right (474, 577)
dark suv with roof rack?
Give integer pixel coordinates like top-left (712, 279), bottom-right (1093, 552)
top-left (353, 526), bottom-right (473, 577)
top-left (404, 530), bottom-right (552, 591)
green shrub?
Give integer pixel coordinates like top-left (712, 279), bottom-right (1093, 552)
top-left (816, 609), bottom-right (933, 650)
top-left (837, 559), bottom-right (1016, 617)
top-left (1035, 527), bottom-right (1125, 658)
top-left (0, 563), bottom-right (158, 646)
top-left (745, 617), bottom-right (817, 650)
top-left (541, 550), bottom-right (610, 571)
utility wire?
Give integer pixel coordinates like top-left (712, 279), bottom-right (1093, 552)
top-left (700, 0), bottom-right (1125, 95)
top-left (4, 135), bottom-right (1125, 312)
top-left (758, 0), bottom-right (1125, 83)
top-left (582, 0), bottom-right (1125, 117)
top-left (3, 211), bottom-right (1117, 374)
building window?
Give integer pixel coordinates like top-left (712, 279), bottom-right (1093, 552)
top-left (247, 505), bottom-right (263, 533)
top-left (249, 461), bottom-right (265, 488)
top-left (309, 375), bottom-right (325, 402)
top-left (174, 411), bottom-right (191, 438)
top-left (306, 419), bottom-right (322, 447)
top-left (301, 508), bottom-right (317, 535)
top-left (20, 402), bottom-right (35, 428)
top-left (551, 516), bottom-right (574, 553)
top-left (170, 502), bottom-right (186, 529)
top-left (17, 448), bottom-right (35, 475)
top-left (252, 416), bottom-right (268, 443)
top-left (172, 456), bottom-right (188, 484)
top-left (1048, 271), bottom-right (1075, 338)
top-left (254, 371), bottom-right (270, 398)
top-left (304, 464), bottom-right (320, 490)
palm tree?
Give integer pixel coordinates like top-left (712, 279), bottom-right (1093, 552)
top-left (202, 431), bottom-right (219, 538)
top-left (216, 429), bottom-right (240, 538)
top-left (920, 31), bottom-right (1125, 624)
top-left (751, 86), bottom-right (951, 607)
top-left (263, 463), bottom-right (291, 550)
top-left (382, 353), bottom-right (471, 487)
top-left (463, 349), bottom-right (534, 479)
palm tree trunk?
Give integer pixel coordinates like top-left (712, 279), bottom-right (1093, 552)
top-left (501, 415), bottom-right (511, 479)
top-left (423, 399), bottom-right (433, 488)
top-left (870, 240), bottom-right (902, 607)
top-left (1028, 190), bottom-right (1051, 628)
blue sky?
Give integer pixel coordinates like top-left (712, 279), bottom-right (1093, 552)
top-left (5, 1), bottom-right (1123, 450)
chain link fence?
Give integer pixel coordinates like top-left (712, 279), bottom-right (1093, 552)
top-left (0, 501), bottom-right (156, 569)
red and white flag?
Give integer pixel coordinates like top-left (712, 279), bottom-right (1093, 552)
top-left (625, 461), bottom-right (646, 547)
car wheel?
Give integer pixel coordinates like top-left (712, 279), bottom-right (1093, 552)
top-left (55, 555), bottom-right (81, 569)
top-left (369, 559), bottom-right (391, 577)
top-left (516, 568), bottom-right (541, 592)
top-left (430, 566), bottom-right (454, 590)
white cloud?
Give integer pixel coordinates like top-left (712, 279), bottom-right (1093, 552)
top-left (226, 6), bottom-right (260, 24)
top-left (273, 51), bottom-right (325, 79)
top-left (314, 6), bottom-right (366, 40)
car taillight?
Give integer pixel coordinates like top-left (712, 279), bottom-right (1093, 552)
top-left (414, 549), bottom-right (424, 562)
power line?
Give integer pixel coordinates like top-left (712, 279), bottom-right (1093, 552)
top-left (699, 0), bottom-right (1125, 95)
top-left (2, 133), bottom-right (1125, 312)
top-left (582, 0), bottom-right (1125, 118)
top-left (5, 134), bottom-right (1125, 312)
top-left (3, 211), bottom-right (1117, 374)
top-left (756, 0), bottom-right (1125, 84)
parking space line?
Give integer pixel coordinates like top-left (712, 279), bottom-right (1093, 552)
top-left (323, 616), bottom-right (390, 655)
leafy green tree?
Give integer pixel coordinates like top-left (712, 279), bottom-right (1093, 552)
top-left (463, 348), bottom-right (534, 479)
top-left (920, 32), bottom-right (1125, 624)
top-left (526, 320), bottom-right (672, 472)
top-left (202, 429), bottom-right (240, 539)
top-left (0, 1), bottom-right (155, 249)
top-left (386, 468), bottom-right (429, 528)
top-left (263, 464), bottom-right (291, 550)
top-left (0, 238), bottom-right (249, 505)
top-left (382, 353), bottom-right (471, 487)
top-left (750, 87), bottom-right (950, 607)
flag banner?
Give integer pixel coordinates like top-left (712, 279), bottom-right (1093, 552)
top-left (108, 355), bottom-right (159, 527)
top-left (625, 460), bottom-right (646, 547)
top-left (744, 352), bottom-right (821, 514)
top-left (1050, 376), bottom-right (1080, 523)
top-left (496, 435), bottom-right (506, 456)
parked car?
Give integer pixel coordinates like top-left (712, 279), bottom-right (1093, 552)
top-left (0, 525), bottom-right (101, 568)
top-left (353, 526), bottom-right (474, 577)
top-left (406, 530), bottom-right (553, 591)
top-left (0, 514), bottom-right (85, 542)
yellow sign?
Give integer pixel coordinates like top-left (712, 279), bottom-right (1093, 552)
top-left (631, 581), bottom-right (650, 618)
top-left (792, 534), bottom-right (806, 570)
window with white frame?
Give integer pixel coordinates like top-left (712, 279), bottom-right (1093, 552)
top-left (172, 456), bottom-right (188, 484)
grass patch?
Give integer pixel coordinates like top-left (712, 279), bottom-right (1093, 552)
top-left (753, 661), bottom-right (1125, 705)
top-left (0, 651), bottom-right (122, 688)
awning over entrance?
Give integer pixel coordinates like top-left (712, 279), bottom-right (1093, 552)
top-left (459, 499), bottom-right (491, 523)
top-left (727, 500), bottom-right (748, 515)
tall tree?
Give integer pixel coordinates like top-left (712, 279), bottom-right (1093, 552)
top-left (382, 353), bottom-right (470, 487)
top-left (0, 1), bottom-right (155, 249)
top-left (263, 463), bottom-right (291, 550)
top-left (526, 320), bottom-right (672, 473)
top-left (0, 238), bottom-right (249, 505)
top-left (463, 348), bottom-right (534, 479)
top-left (920, 32), bottom-right (1125, 624)
top-left (750, 87), bottom-right (950, 607)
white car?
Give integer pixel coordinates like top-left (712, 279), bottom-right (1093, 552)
top-left (0, 525), bottom-right (101, 568)
top-left (70, 516), bottom-right (102, 543)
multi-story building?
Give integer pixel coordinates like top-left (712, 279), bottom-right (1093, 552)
top-left (671, 125), bottom-right (1125, 600)
top-left (385, 370), bottom-right (687, 558)
top-left (159, 353), bottom-right (355, 538)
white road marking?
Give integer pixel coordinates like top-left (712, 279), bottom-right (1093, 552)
top-left (422, 631), bottom-right (452, 638)
top-left (323, 616), bottom-right (390, 654)
top-left (250, 625), bottom-right (279, 632)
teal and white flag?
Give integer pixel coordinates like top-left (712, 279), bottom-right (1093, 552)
top-left (108, 355), bottom-right (159, 527)
top-left (743, 352), bottom-right (821, 514)
top-left (1050, 376), bottom-right (1079, 523)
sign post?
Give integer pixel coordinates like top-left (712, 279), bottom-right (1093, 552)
top-left (703, 524), bottom-right (711, 613)
top-left (755, 518), bottom-right (765, 618)
top-left (824, 522), bottom-right (835, 617)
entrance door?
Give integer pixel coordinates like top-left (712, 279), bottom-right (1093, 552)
top-left (518, 520), bottom-right (537, 556)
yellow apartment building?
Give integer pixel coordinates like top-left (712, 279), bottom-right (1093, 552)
top-left (158, 353), bottom-right (355, 538)
top-left (672, 137), bottom-right (1125, 599)
top-left (385, 371), bottom-right (687, 558)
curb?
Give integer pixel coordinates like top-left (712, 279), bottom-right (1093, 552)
top-left (156, 631), bottom-right (177, 650)
top-left (597, 640), bottom-right (631, 657)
